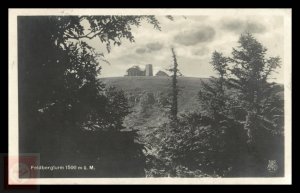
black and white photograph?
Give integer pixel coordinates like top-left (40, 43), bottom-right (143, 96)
top-left (8, 9), bottom-right (291, 184)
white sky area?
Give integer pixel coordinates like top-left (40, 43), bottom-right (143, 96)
top-left (86, 15), bottom-right (284, 83)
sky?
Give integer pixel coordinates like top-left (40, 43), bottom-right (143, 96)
top-left (86, 15), bottom-right (284, 83)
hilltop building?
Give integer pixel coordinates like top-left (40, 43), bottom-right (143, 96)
top-left (125, 64), bottom-right (168, 77)
top-left (126, 64), bottom-right (153, 76)
top-left (126, 66), bottom-right (145, 76)
top-left (155, 70), bottom-right (169, 76)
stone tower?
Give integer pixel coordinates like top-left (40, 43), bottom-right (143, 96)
top-left (145, 64), bottom-right (153, 76)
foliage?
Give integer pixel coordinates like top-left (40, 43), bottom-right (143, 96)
top-left (18, 16), bottom-right (161, 177)
top-left (198, 51), bottom-right (230, 119)
top-left (226, 33), bottom-right (284, 176)
top-left (145, 33), bottom-right (284, 177)
top-left (228, 33), bottom-right (282, 141)
top-left (167, 48), bottom-right (182, 124)
top-left (199, 33), bottom-right (283, 176)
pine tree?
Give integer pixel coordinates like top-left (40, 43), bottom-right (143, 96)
top-left (227, 33), bottom-right (283, 176)
top-left (168, 48), bottom-right (182, 125)
top-left (228, 33), bottom-right (281, 144)
top-left (199, 51), bottom-right (229, 119)
top-left (196, 34), bottom-right (283, 176)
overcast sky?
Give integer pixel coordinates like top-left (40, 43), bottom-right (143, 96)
top-left (87, 15), bottom-right (284, 83)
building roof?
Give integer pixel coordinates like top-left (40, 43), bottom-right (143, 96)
top-left (127, 66), bottom-right (143, 72)
top-left (155, 70), bottom-right (169, 76)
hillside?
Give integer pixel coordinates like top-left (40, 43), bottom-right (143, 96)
top-left (100, 76), bottom-right (209, 113)
top-left (100, 76), bottom-right (211, 136)
top-left (100, 76), bottom-right (209, 92)
top-left (100, 76), bottom-right (283, 133)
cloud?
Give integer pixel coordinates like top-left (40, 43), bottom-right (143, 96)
top-left (114, 53), bottom-right (144, 64)
top-left (174, 26), bottom-right (216, 46)
top-left (192, 47), bottom-right (210, 56)
top-left (146, 42), bottom-right (163, 51)
top-left (136, 48), bottom-right (147, 54)
top-left (187, 15), bottom-right (210, 21)
top-left (136, 42), bottom-right (163, 54)
top-left (221, 19), bottom-right (266, 34)
top-left (100, 15), bottom-right (283, 82)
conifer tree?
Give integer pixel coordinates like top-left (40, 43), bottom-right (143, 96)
top-left (228, 33), bottom-right (281, 143)
top-left (167, 48), bottom-right (182, 125)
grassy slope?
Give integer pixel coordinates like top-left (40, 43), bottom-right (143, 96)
top-left (100, 76), bottom-right (209, 112)
top-left (100, 76), bottom-right (283, 132)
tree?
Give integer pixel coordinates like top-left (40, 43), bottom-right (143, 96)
top-left (19, 16), bottom-right (162, 130)
top-left (104, 86), bottom-right (131, 129)
top-left (229, 33), bottom-right (281, 141)
top-left (196, 50), bottom-right (245, 176)
top-left (167, 48), bottom-right (182, 124)
top-left (145, 33), bottom-right (284, 177)
top-left (18, 16), bottom-right (162, 177)
top-left (198, 51), bottom-right (229, 119)
top-left (161, 33), bottom-right (284, 177)
top-left (226, 33), bottom-right (283, 175)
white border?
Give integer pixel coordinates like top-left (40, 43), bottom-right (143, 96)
top-left (8, 8), bottom-right (292, 185)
